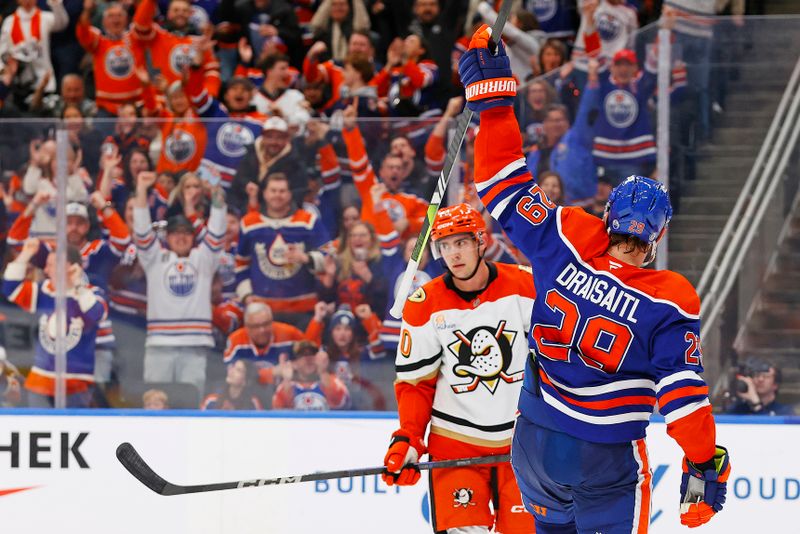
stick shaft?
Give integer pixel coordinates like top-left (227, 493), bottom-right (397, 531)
top-left (387, 5), bottom-right (513, 319)
top-left (117, 442), bottom-right (509, 496)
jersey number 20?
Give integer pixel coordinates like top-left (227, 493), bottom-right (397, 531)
top-left (532, 289), bottom-right (634, 374)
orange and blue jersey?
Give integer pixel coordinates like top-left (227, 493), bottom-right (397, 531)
top-left (133, 0), bottom-right (221, 96)
top-left (7, 208), bottom-right (130, 347)
top-left (475, 105), bottom-right (716, 463)
top-left (75, 20), bottom-right (144, 115)
top-left (2, 266), bottom-right (107, 397)
top-left (272, 378), bottom-right (349, 410)
top-left (234, 209), bottom-right (331, 313)
top-left (341, 124), bottom-right (429, 242)
top-left (223, 322), bottom-right (306, 365)
top-left (186, 67), bottom-right (262, 189)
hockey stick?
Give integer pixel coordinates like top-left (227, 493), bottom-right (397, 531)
top-left (116, 442), bottom-right (509, 496)
top-left (387, 2), bottom-right (514, 319)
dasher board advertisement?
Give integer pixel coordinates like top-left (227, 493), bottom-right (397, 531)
top-left (0, 411), bottom-right (797, 533)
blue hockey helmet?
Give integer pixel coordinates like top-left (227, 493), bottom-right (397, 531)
top-left (605, 176), bottom-right (673, 243)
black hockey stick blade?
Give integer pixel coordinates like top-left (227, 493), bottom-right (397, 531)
top-left (116, 442), bottom-right (172, 495)
top-left (117, 441), bottom-right (509, 496)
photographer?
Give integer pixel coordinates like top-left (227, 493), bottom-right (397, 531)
top-left (726, 356), bottom-right (795, 416)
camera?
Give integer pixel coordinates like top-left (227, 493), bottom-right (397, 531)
top-left (731, 356), bottom-right (774, 393)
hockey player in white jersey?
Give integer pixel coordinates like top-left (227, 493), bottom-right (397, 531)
top-left (382, 203), bottom-right (536, 533)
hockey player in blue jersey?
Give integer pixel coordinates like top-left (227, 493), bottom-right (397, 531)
top-left (459, 24), bottom-right (731, 533)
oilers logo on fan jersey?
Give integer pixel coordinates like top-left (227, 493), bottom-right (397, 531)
top-left (39, 314), bottom-right (85, 354)
top-left (165, 260), bottom-right (198, 297)
top-left (169, 43), bottom-right (194, 75)
top-left (254, 235), bottom-right (303, 281)
top-left (530, 0), bottom-right (557, 22)
top-left (597, 11), bottom-right (623, 42)
top-left (216, 122), bottom-right (255, 158)
top-left (604, 89), bottom-right (638, 129)
top-left (104, 45), bottom-right (134, 80)
top-left (165, 129), bottom-right (197, 163)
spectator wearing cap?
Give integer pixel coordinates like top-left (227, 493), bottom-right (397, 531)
top-left (311, 0), bottom-right (371, 61)
top-left (22, 139), bottom-right (91, 238)
top-left (589, 48), bottom-right (658, 185)
top-left (8, 191), bottom-right (131, 386)
top-left (322, 305), bottom-right (387, 409)
top-left (223, 77), bottom-right (264, 120)
top-left (272, 339), bottom-right (349, 410)
top-left (201, 359), bottom-right (264, 410)
top-left (230, 115), bottom-right (311, 211)
top-left (133, 171), bottom-right (227, 394)
top-left (252, 53), bottom-right (310, 126)
top-left (726, 356), bottom-right (795, 416)
top-left (0, 0), bottom-right (68, 101)
top-left (3, 238), bottom-right (107, 408)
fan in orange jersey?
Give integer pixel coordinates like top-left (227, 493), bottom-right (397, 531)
top-left (382, 203), bottom-right (536, 534)
top-left (76, 0), bottom-right (145, 116)
top-left (133, 0), bottom-right (221, 97)
top-left (136, 66), bottom-right (207, 175)
top-left (340, 100), bottom-right (428, 243)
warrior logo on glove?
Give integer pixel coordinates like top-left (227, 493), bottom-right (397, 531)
top-left (448, 320), bottom-right (524, 394)
top-left (458, 24), bottom-right (517, 112)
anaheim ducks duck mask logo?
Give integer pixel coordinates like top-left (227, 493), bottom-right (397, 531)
top-left (447, 320), bottom-right (524, 394)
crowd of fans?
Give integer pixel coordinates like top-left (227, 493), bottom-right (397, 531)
top-left (0, 0), bottom-right (776, 413)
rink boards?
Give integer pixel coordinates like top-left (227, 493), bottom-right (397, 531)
top-left (0, 410), bottom-right (797, 533)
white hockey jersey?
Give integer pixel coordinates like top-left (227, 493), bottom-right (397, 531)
top-left (133, 204), bottom-right (226, 347)
top-left (395, 262), bottom-right (536, 458)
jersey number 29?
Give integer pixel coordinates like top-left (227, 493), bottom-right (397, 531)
top-left (532, 289), bottom-right (634, 374)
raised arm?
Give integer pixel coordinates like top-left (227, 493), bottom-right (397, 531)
top-left (3, 238), bottom-right (42, 313)
top-left (132, 171), bottom-right (161, 266)
top-left (460, 24), bottom-right (565, 267)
